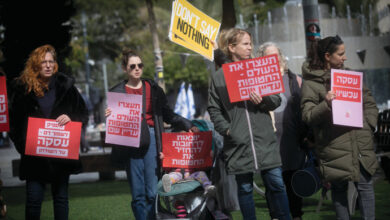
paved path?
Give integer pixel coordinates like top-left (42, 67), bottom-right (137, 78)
top-left (0, 141), bottom-right (22, 187)
top-left (0, 140), bottom-right (126, 187)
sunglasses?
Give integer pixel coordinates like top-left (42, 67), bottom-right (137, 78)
top-left (129, 63), bottom-right (144, 70)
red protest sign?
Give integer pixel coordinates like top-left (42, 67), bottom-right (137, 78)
top-left (222, 54), bottom-right (285, 103)
top-left (25, 117), bottom-right (82, 160)
top-left (332, 71), bottom-right (362, 102)
top-left (162, 131), bottom-right (212, 169)
top-left (333, 87), bottom-right (361, 102)
top-left (332, 72), bottom-right (361, 89)
top-left (0, 76), bottom-right (9, 132)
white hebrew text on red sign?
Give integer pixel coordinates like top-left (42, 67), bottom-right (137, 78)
top-left (222, 54), bottom-right (284, 103)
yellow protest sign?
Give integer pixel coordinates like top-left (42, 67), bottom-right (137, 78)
top-left (169, 0), bottom-right (221, 61)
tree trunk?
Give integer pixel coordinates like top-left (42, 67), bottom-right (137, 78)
top-left (221, 0), bottom-right (237, 30)
top-left (145, 0), bottom-right (165, 91)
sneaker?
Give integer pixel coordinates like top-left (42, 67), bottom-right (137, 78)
top-left (162, 174), bottom-right (172, 192)
top-left (204, 185), bottom-right (216, 196)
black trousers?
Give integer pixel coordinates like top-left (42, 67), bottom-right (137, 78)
top-left (283, 170), bottom-right (304, 218)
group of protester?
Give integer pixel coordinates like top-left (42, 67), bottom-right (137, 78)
top-left (209, 28), bottom-right (378, 220)
top-left (6, 26), bottom-right (378, 220)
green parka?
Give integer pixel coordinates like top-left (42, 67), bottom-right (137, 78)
top-left (301, 61), bottom-right (379, 182)
top-left (208, 67), bottom-right (282, 175)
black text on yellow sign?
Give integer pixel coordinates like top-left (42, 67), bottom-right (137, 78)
top-left (169, 0), bottom-right (220, 61)
top-left (176, 17), bottom-right (210, 50)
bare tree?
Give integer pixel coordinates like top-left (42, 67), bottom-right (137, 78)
top-left (145, 0), bottom-right (165, 91)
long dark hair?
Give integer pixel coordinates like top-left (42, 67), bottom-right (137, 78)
top-left (308, 35), bottom-right (343, 70)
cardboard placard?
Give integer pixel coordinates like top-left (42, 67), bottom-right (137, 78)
top-left (162, 131), bottom-right (212, 169)
top-left (105, 92), bottom-right (143, 147)
top-left (25, 117), bottom-right (81, 160)
top-left (169, 0), bottom-right (221, 61)
top-left (331, 69), bottom-right (363, 127)
top-left (0, 76), bottom-right (9, 132)
top-left (222, 54), bottom-right (284, 103)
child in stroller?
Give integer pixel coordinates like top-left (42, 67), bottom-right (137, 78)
top-left (155, 119), bottom-right (228, 219)
top-left (159, 155), bottom-right (216, 218)
top-left (160, 159), bottom-right (216, 195)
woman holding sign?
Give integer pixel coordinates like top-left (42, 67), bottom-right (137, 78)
top-left (208, 28), bottom-right (291, 220)
top-left (106, 48), bottom-right (198, 220)
top-left (257, 42), bottom-right (309, 220)
top-left (301, 35), bottom-right (378, 220)
top-left (9, 45), bottom-right (88, 220)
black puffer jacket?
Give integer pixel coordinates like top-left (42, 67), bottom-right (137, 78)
top-left (9, 72), bottom-right (88, 181)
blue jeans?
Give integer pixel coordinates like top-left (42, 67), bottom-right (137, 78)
top-left (125, 127), bottom-right (158, 220)
top-left (262, 167), bottom-right (291, 220)
top-left (25, 174), bottom-right (70, 220)
top-left (331, 165), bottom-right (375, 220)
top-left (235, 167), bottom-right (291, 220)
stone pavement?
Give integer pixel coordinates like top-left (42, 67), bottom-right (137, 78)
top-left (0, 141), bottom-right (22, 187)
top-left (0, 140), bottom-right (126, 187)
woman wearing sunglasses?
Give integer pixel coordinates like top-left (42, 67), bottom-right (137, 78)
top-left (105, 48), bottom-right (198, 220)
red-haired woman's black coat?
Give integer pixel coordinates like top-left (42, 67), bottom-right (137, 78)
top-left (9, 72), bottom-right (88, 182)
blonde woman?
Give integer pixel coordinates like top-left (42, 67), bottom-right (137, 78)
top-left (208, 28), bottom-right (291, 220)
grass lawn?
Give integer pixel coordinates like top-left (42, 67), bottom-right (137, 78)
top-left (231, 178), bottom-right (390, 219)
top-left (1, 179), bottom-right (389, 220)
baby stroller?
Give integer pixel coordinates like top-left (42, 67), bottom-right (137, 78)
top-left (155, 119), bottom-right (228, 220)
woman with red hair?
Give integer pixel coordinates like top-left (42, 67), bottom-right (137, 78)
top-left (9, 44), bottom-right (88, 220)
